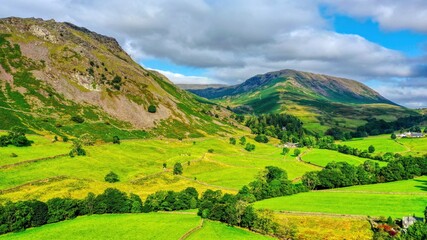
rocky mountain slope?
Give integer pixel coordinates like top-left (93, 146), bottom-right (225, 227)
top-left (0, 17), bottom-right (231, 140)
top-left (189, 69), bottom-right (416, 131)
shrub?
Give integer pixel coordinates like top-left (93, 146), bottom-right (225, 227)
top-left (70, 116), bottom-right (84, 123)
top-left (10, 153), bottom-right (18, 158)
top-left (173, 162), bottom-right (183, 175)
top-left (245, 143), bottom-right (255, 152)
top-left (148, 105), bottom-right (157, 113)
top-left (208, 149), bottom-right (214, 153)
top-left (112, 136), bottom-right (120, 144)
top-left (104, 171), bottom-right (120, 183)
top-left (294, 149), bottom-right (301, 156)
top-left (254, 134), bottom-right (269, 143)
top-left (229, 137), bottom-right (236, 145)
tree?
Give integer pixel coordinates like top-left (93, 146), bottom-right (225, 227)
top-left (245, 143), bottom-right (255, 152)
top-left (254, 134), bottom-right (269, 143)
top-left (129, 194), bottom-right (143, 213)
top-left (229, 137), bottom-right (236, 145)
top-left (294, 149), bottom-right (301, 156)
top-left (26, 200), bottom-right (48, 227)
top-left (162, 163), bottom-right (167, 168)
top-left (239, 136), bottom-right (246, 145)
top-left (391, 133), bottom-right (396, 140)
top-left (69, 139), bottom-right (86, 157)
top-left (301, 171), bottom-right (320, 190)
top-left (368, 145), bottom-right (375, 153)
top-left (104, 171), bottom-right (120, 183)
top-left (282, 147), bottom-right (290, 155)
top-left (47, 198), bottom-right (79, 223)
top-left (112, 136), bottom-right (120, 144)
top-left (148, 105), bottom-right (157, 113)
top-left (173, 162), bottom-right (183, 175)
top-left (94, 188), bottom-right (130, 214)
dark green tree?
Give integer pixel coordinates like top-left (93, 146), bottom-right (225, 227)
top-left (391, 133), bottom-right (396, 140)
top-left (173, 162), bottom-right (183, 175)
top-left (104, 171), bottom-right (120, 183)
top-left (112, 136), bottom-right (120, 144)
top-left (282, 147), bottom-right (290, 155)
top-left (148, 105), bottom-right (157, 113)
top-left (368, 145), bottom-right (375, 153)
top-left (229, 137), bottom-right (236, 145)
top-left (294, 149), bottom-right (301, 156)
top-left (239, 136), bottom-right (246, 145)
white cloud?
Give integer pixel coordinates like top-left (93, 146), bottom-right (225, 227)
top-left (322, 0), bottom-right (427, 33)
top-left (154, 69), bottom-right (223, 85)
top-left (1, 0), bottom-right (427, 107)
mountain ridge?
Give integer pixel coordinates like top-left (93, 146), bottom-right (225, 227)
top-left (0, 17), bottom-right (232, 139)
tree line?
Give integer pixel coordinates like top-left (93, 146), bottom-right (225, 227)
top-left (301, 155), bottom-right (427, 190)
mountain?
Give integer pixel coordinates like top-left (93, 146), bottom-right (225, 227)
top-left (177, 84), bottom-right (228, 90)
top-left (189, 69), bottom-right (417, 131)
top-left (0, 17), bottom-right (231, 140)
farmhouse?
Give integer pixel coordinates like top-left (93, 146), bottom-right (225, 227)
top-left (402, 216), bottom-right (424, 229)
top-left (397, 132), bottom-right (424, 138)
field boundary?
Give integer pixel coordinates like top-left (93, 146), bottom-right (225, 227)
top-left (0, 175), bottom-right (69, 194)
top-left (179, 218), bottom-right (204, 240)
top-left (276, 210), bottom-right (369, 219)
top-left (0, 153), bottom-right (68, 169)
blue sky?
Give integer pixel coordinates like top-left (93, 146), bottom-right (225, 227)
top-left (1, 0), bottom-right (427, 107)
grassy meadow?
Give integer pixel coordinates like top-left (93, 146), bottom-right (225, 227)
top-left (302, 148), bottom-right (387, 167)
top-left (0, 213), bottom-right (201, 240)
top-left (0, 134), bottom-right (321, 202)
top-left (254, 176), bottom-right (427, 218)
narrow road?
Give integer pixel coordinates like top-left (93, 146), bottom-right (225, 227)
top-left (179, 219), bottom-right (204, 240)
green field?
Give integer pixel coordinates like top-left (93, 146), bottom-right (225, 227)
top-left (187, 220), bottom-right (273, 240)
top-left (254, 177), bottom-right (427, 218)
top-left (0, 134), bottom-right (319, 202)
top-left (339, 135), bottom-right (407, 154)
top-left (302, 148), bottom-right (387, 167)
top-left (0, 213), bottom-right (201, 240)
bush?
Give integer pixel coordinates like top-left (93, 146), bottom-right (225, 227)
top-left (148, 105), bottom-right (157, 113)
top-left (229, 137), bottom-right (236, 145)
top-left (245, 143), bottom-right (255, 152)
top-left (254, 134), bottom-right (269, 143)
top-left (208, 149), bottom-right (214, 153)
top-left (173, 162), bottom-right (183, 175)
top-left (105, 171), bottom-right (120, 183)
top-left (112, 136), bottom-right (120, 144)
top-left (294, 149), bottom-right (301, 156)
top-left (10, 153), bottom-right (18, 158)
top-left (70, 116), bottom-right (84, 123)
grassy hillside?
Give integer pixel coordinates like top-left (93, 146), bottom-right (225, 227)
top-left (301, 148), bottom-right (387, 167)
top-left (0, 213), bottom-right (201, 240)
top-left (0, 134), bottom-right (321, 202)
top-left (190, 69), bottom-right (416, 132)
top-left (254, 176), bottom-right (427, 218)
top-left (0, 17), bottom-right (233, 139)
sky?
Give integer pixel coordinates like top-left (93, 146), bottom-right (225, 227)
top-left (1, 0), bottom-right (427, 108)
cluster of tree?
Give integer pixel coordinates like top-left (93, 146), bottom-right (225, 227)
top-left (237, 166), bottom-right (307, 202)
top-left (326, 115), bottom-right (427, 140)
top-left (0, 127), bottom-right (32, 147)
top-left (318, 141), bottom-right (406, 162)
top-left (302, 156), bottom-right (427, 190)
top-left (0, 188), bottom-right (142, 235)
top-left (142, 187), bottom-right (198, 212)
top-left (254, 134), bottom-right (269, 143)
top-left (196, 167), bottom-right (301, 238)
top-left (238, 114), bottom-right (307, 143)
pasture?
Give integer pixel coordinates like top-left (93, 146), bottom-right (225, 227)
top-left (0, 134), bottom-right (319, 202)
top-left (301, 148), bottom-right (387, 167)
top-left (0, 213), bottom-right (201, 240)
top-left (254, 176), bottom-right (427, 218)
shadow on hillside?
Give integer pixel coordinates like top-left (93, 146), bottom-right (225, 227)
top-left (414, 179), bottom-right (427, 192)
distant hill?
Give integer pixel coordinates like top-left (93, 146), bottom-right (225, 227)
top-left (0, 17), bottom-right (231, 140)
top-left (189, 69), bottom-right (417, 131)
top-left (177, 84), bottom-right (228, 90)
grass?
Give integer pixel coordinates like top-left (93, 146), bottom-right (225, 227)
top-left (254, 177), bottom-right (427, 218)
top-left (187, 220), bottom-right (274, 240)
top-left (396, 137), bottom-right (427, 155)
top-left (275, 213), bottom-right (373, 240)
top-left (339, 135), bottom-right (407, 154)
top-left (0, 135), bottom-right (319, 202)
top-left (0, 134), bottom-right (70, 166)
top-left (302, 148), bottom-right (387, 167)
top-left (0, 213), bottom-right (201, 240)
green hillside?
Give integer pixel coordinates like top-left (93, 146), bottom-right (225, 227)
top-left (0, 17), bottom-right (232, 140)
top-left (190, 69), bottom-right (416, 132)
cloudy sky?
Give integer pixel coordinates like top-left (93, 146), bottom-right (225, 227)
top-left (1, 0), bottom-right (427, 108)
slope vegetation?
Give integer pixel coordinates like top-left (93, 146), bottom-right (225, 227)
top-left (0, 17), bottom-right (231, 139)
top-left (190, 69), bottom-right (416, 132)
